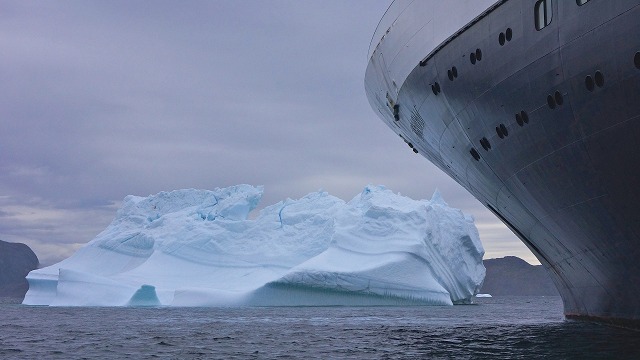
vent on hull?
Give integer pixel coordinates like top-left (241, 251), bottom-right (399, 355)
top-left (410, 107), bottom-right (425, 138)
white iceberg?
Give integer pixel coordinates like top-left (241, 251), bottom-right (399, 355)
top-left (475, 294), bottom-right (492, 298)
top-left (24, 185), bottom-right (485, 306)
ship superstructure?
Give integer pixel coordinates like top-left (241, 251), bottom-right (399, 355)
top-left (365, 0), bottom-right (640, 327)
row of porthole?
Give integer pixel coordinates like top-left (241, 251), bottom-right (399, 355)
top-left (495, 110), bottom-right (529, 142)
top-left (470, 148), bottom-right (481, 161)
top-left (547, 91), bottom-right (564, 109)
top-left (470, 48), bottom-right (483, 65)
top-left (403, 138), bottom-right (420, 154)
top-left (472, 110), bottom-right (525, 160)
top-left (471, 110), bottom-right (528, 159)
top-left (393, 104), bottom-right (400, 121)
top-left (419, 15), bottom-right (640, 163)
top-left (465, 34), bottom-right (640, 162)
top-left (515, 110), bottom-right (530, 126)
top-left (471, 110), bottom-right (527, 160)
top-left (545, 55), bottom-right (640, 107)
top-left (468, 69), bottom-right (608, 159)
top-left (469, 67), bottom-right (610, 159)
top-left (498, 28), bottom-right (513, 46)
top-left (540, 56), bottom-right (638, 109)
top-left (434, 28), bottom-right (514, 94)
top-left (473, 66), bottom-right (612, 158)
top-left (431, 82), bottom-right (441, 95)
top-left (495, 123), bottom-right (509, 139)
top-left (447, 66), bottom-right (459, 81)
top-left (450, 28), bottom-right (513, 81)
top-left (400, 135), bottom-right (420, 154)
top-left (479, 137), bottom-right (492, 151)
top-left (446, 44), bottom-right (640, 162)
top-left (585, 71), bottom-right (604, 92)
top-left (468, 1), bottom-right (590, 160)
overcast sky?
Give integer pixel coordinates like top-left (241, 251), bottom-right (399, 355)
top-left (0, 0), bottom-right (536, 266)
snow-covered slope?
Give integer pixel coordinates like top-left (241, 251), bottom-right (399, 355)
top-left (24, 185), bottom-right (485, 306)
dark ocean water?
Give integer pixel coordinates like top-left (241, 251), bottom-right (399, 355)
top-left (1, 296), bottom-right (640, 359)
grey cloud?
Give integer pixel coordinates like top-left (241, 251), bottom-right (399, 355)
top-left (0, 210), bottom-right (16, 217)
top-left (0, 0), bottom-right (532, 265)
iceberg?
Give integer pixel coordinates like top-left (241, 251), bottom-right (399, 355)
top-left (475, 294), bottom-right (492, 298)
top-left (24, 185), bottom-right (485, 306)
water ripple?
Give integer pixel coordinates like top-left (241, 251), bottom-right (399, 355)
top-left (1, 297), bottom-right (639, 359)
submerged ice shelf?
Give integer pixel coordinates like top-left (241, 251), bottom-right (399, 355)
top-left (24, 185), bottom-right (485, 306)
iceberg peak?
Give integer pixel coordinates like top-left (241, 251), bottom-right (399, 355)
top-left (430, 188), bottom-right (448, 206)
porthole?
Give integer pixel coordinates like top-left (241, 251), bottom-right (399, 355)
top-left (470, 49), bottom-right (482, 65)
top-left (521, 111), bottom-right (529, 124)
top-left (594, 71), bottom-right (604, 87)
top-left (635, 52), bottom-right (640, 69)
top-left (576, 0), bottom-right (590, 5)
top-left (499, 32), bottom-right (506, 46)
top-left (506, 28), bottom-right (513, 41)
top-left (585, 75), bottom-right (595, 92)
top-left (516, 113), bottom-right (524, 126)
top-left (413, 148), bottom-right (419, 154)
top-left (447, 66), bottom-right (458, 81)
top-left (500, 124), bottom-right (508, 136)
top-left (431, 82), bottom-right (441, 95)
top-left (480, 137), bottom-right (491, 151)
top-left (470, 148), bottom-right (481, 161)
top-left (480, 138), bottom-right (487, 151)
top-left (554, 91), bottom-right (563, 106)
top-left (496, 126), bottom-right (504, 139)
top-left (547, 94), bottom-right (556, 109)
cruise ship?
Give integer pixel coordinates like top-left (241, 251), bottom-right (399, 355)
top-left (365, 0), bottom-right (640, 327)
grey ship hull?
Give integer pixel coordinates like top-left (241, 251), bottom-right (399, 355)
top-left (366, 0), bottom-right (640, 326)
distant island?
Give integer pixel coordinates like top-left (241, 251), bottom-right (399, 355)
top-left (0, 240), bottom-right (39, 302)
top-left (480, 256), bottom-right (559, 296)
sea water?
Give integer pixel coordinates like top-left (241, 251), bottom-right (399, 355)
top-left (1, 296), bottom-right (639, 359)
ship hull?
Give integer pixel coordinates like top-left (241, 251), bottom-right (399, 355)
top-left (366, 0), bottom-right (640, 326)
